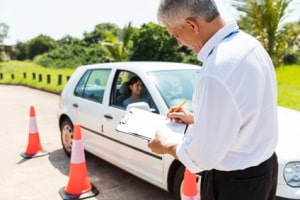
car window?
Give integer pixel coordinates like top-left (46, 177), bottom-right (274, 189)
top-left (74, 69), bottom-right (111, 103)
top-left (110, 70), bottom-right (158, 113)
top-left (148, 69), bottom-right (200, 112)
top-left (74, 70), bottom-right (91, 97)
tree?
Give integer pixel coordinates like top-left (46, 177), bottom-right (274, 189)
top-left (15, 41), bottom-right (28, 60)
top-left (57, 35), bottom-right (78, 46)
top-left (35, 43), bottom-right (109, 68)
top-left (82, 23), bottom-right (120, 46)
top-left (0, 22), bottom-right (9, 44)
top-left (130, 22), bottom-right (200, 64)
top-left (0, 22), bottom-right (10, 61)
top-left (100, 22), bottom-right (136, 61)
top-left (27, 34), bottom-right (58, 59)
top-left (34, 23), bottom-right (125, 68)
top-left (130, 23), bottom-right (178, 61)
top-left (232, 0), bottom-right (293, 66)
top-left (280, 21), bottom-right (300, 64)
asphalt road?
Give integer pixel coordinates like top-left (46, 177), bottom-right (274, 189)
top-left (0, 85), bottom-right (175, 200)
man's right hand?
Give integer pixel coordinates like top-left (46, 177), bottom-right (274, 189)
top-left (166, 107), bottom-right (194, 125)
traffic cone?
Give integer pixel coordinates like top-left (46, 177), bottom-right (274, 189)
top-left (59, 123), bottom-right (99, 200)
top-left (182, 168), bottom-right (200, 200)
top-left (21, 106), bottom-right (49, 159)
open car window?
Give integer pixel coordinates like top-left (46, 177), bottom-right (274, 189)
top-left (110, 70), bottom-right (158, 113)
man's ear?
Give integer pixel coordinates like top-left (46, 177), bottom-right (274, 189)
top-left (185, 18), bottom-right (199, 33)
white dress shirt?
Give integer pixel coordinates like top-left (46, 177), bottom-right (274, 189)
top-left (176, 21), bottom-right (278, 173)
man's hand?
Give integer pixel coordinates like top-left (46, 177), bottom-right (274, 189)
top-left (166, 107), bottom-right (194, 125)
top-left (148, 130), bottom-right (179, 159)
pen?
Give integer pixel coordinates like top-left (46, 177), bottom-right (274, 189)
top-left (166, 100), bottom-right (187, 120)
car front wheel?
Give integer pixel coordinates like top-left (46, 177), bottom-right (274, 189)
top-left (60, 118), bottom-right (73, 157)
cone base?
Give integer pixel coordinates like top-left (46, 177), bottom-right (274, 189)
top-left (59, 184), bottom-right (99, 200)
top-left (20, 150), bottom-right (49, 159)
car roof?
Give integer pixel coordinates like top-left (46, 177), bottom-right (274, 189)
top-left (77, 61), bottom-right (200, 73)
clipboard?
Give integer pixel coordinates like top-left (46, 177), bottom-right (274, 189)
top-left (116, 107), bottom-right (187, 140)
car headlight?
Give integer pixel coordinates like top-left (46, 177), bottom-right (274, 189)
top-left (284, 161), bottom-right (300, 187)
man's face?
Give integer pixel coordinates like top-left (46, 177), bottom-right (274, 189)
top-left (165, 22), bottom-right (202, 54)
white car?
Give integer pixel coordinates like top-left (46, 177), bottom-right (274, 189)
top-left (276, 106), bottom-right (300, 199)
top-left (58, 61), bottom-right (300, 200)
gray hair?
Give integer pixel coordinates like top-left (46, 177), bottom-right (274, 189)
top-left (157, 0), bottom-right (220, 26)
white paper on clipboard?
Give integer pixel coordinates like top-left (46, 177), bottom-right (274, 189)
top-left (116, 107), bottom-right (187, 140)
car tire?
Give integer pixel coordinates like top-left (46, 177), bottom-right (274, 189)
top-left (60, 118), bottom-right (73, 157)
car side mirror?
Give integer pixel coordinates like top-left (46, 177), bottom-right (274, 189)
top-left (126, 102), bottom-right (150, 112)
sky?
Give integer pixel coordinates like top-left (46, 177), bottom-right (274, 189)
top-left (0, 0), bottom-right (161, 44)
top-left (1, 0), bottom-right (299, 45)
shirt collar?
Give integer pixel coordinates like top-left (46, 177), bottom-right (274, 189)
top-left (197, 21), bottom-right (239, 62)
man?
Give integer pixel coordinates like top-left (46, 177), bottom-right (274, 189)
top-left (148, 0), bottom-right (278, 199)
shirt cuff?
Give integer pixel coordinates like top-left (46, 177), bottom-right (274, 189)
top-left (176, 139), bottom-right (204, 173)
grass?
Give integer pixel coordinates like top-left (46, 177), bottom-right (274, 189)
top-left (1, 61), bottom-right (300, 111)
top-left (0, 61), bottom-right (74, 94)
top-left (276, 65), bottom-right (300, 111)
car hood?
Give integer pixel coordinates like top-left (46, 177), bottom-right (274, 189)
top-left (276, 106), bottom-right (300, 163)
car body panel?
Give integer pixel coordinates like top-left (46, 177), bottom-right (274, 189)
top-left (276, 106), bottom-right (300, 199)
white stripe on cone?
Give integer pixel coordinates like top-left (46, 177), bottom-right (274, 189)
top-left (181, 195), bottom-right (200, 200)
top-left (70, 140), bottom-right (85, 164)
top-left (29, 117), bottom-right (38, 133)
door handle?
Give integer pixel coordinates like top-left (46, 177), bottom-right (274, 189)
top-left (104, 114), bottom-right (113, 120)
top-left (72, 103), bottom-right (78, 108)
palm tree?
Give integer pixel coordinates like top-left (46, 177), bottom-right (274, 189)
top-left (100, 22), bottom-right (135, 62)
top-left (232, 0), bottom-right (292, 66)
top-left (279, 21), bottom-right (300, 64)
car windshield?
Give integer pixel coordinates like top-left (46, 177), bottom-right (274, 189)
top-left (147, 69), bottom-right (200, 112)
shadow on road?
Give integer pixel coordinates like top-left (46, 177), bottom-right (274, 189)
top-left (48, 148), bottom-right (70, 176)
top-left (48, 149), bottom-right (175, 200)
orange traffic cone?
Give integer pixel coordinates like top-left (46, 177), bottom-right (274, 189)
top-left (59, 123), bottom-right (99, 200)
top-left (21, 106), bottom-right (49, 159)
top-left (182, 168), bottom-right (200, 200)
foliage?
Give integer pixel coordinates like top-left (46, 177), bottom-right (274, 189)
top-left (100, 22), bottom-right (136, 61)
top-left (130, 23), bottom-right (178, 61)
top-left (35, 43), bottom-right (109, 68)
top-left (8, 13), bottom-right (299, 68)
top-left (27, 34), bottom-right (59, 60)
top-left (82, 23), bottom-right (120, 46)
top-left (15, 41), bottom-right (28, 60)
top-left (280, 22), bottom-right (300, 65)
top-left (0, 22), bottom-right (10, 61)
top-left (34, 23), bottom-right (127, 68)
top-left (57, 35), bottom-right (80, 46)
top-left (9, 21), bottom-right (202, 66)
top-left (129, 22), bottom-right (199, 64)
top-left (0, 22), bottom-right (9, 44)
top-left (232, 0), bottom-right (293, 66)
top-left (0, 51), bottom-right (9, 61)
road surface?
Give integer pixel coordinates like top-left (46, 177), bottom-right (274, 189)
top-left (0, 85), bottom-right (175, 200)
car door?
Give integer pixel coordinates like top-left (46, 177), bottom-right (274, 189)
top-left (99, 69), bottom-right (165, 186)
top-left (73, 68), bottom-right (112, 152)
